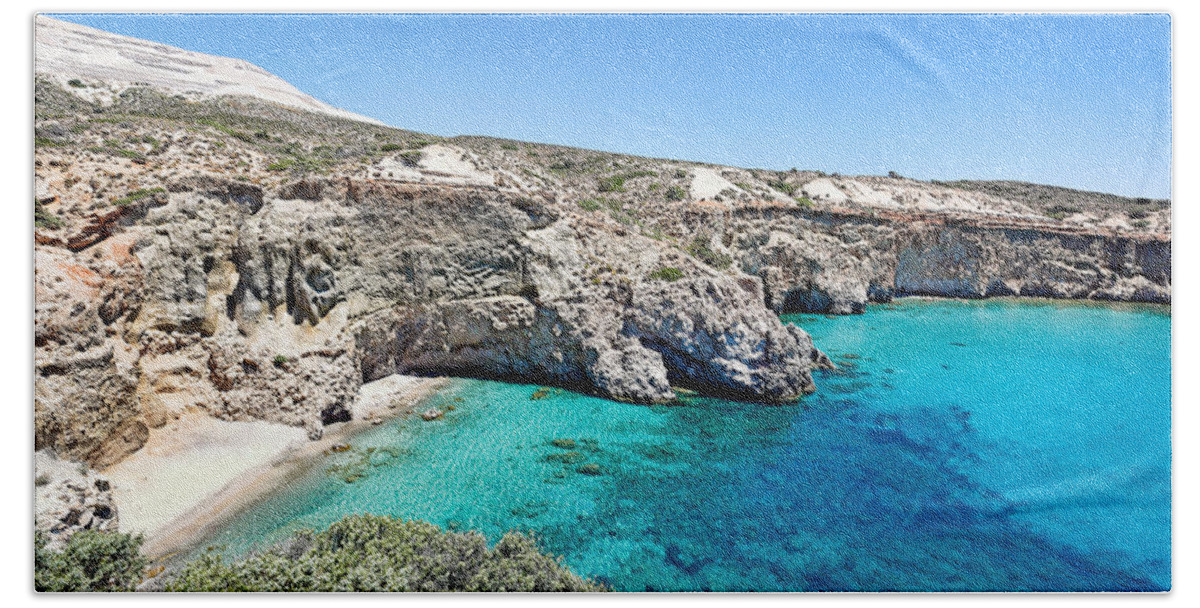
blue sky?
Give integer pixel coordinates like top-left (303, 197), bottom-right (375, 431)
top-left (51, 13), bottom-right (1171, 198)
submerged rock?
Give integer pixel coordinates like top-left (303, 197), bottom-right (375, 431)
top-left (545, 451), bottom-right (586, 465)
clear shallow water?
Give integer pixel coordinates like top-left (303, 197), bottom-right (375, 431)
top-left (196, 298), bottom-right (1170, 591)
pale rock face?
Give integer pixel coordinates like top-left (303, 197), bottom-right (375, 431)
top-left (34, 15), bottom-right (383, 125)
top-left (799, 178), bottom-right (849, 204)
top-left (625, 276), bottom-right (819, 400)
top-left (31, 15), bottom-right (1169, 490)
top-left (739, 229), bottom-right (877, 315)
top-left (35, 246), bottom-right (143, 466)
top-left (363, 145), bottom-right (497, 187)
top-left (34, 174), bottom-right (823, 460)
top-left (35, 451), bottom-right (120, 547)
top-left (671, 203), bottom-right (1171, 316)
top-left (689, 167), bottom-right (740, 200)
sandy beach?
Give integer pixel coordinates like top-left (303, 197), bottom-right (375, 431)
top-left (105, 374), bottom-right (448, 559)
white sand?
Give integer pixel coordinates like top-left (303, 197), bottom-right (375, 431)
top-left (103, 415), bottom-right (308, 537)
top-left (121, 375), bottom-right (448, 558)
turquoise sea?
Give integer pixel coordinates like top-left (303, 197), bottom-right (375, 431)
top-left (195, 298), bottom-right (1171, 591)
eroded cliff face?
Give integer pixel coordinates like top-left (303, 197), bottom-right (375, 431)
top-left (33, 174), bottom-right (827, 476)
top-left (674, 204), bottom-right (1171, 316)
top-left (32, 24), bottom-right (1172, 545)
top-left (32, 73), bottom-right (1171, 551)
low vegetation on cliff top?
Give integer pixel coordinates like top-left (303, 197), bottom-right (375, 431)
top-left (939, 179), bottom-right (1170, 221)
top-left (36, 514), bottom-right (602, 592)
top-left (34, 77), bottom-right (1170, 240)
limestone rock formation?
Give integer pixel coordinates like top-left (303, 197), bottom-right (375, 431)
top-left (35, 451), bottom-right (120, 547)
top-left (33, 167), bottom-right (827, 468)
top-left (677, 204), bottom-right (1170, 315)
top-left (34, 247), bottom-right (143, 466)
top-left (31, 19), bottom-right (1169, 484)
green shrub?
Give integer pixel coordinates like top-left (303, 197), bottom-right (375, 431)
top-left (598, 175), bottom-right (626, 193)
top-left (35, 530), bottom-right (147, 592)
top-left (685, 237), bottom-right (733, 270)
top-left (116, 149), bottom-right (146, 162)
top-left (164, 514), bottom-right (602, 592)
top-left (598, 170), bottom-right (656, 193)
top-left (768, 179), bottom-right (797, 196)
top-left (621, 170), bottom-right (657, 180)
top-left (665, 185), bottom-right (686, 201)
top-left (67, 79), bottom-right (85, 88)
top-left (500, 143), bottom-right (518, 151)
top-left (380, 143), bottom-right (403, 152)
top-left (1045, 204), bottom-right (1081, 220)
top-left (577, 199), bottom-right (602, 212)
top-left (548, 159), bottom-right (577, 173)
top-left (794, 196), bottom-right (815, 208)
top-left (1132, 219), bottom-right (1150, 229)
top-left (112, 188), bottom-right (165, 207)
top-left (35, 199), bottom-right (63, 229)
top-left (197, 119), bottom-right (252, 143)
top-left (398, 150), bottom-right (422, 167)
top-left (112, 187), bottom-right (164, 207)
top-left (648, 267), bottom-right (684, 282)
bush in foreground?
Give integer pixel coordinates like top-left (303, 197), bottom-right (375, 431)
top-left (35, 530), bottom-right (147, 592)
top-left (165, 514), bottom-right (604, 592)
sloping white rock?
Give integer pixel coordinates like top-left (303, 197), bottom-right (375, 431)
top-left (35, 15), bottom-right (384, 126)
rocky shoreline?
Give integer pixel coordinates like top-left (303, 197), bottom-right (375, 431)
top-left (674, 201), bottom-right (1170, 315)
top-left (32, 15), bottom-right (1170, 547)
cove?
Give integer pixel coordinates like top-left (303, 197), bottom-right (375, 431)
top-left (193, 298), bottom-right (1170, 592)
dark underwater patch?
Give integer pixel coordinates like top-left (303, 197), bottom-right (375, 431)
top-left (533, 397), bottom-right (1158, 592)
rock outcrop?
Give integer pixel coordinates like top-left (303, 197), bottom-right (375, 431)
top-left (32, 24), bottom-right (1169, 491)
top-left (35, 15), bottom-right (383, 125)
top-left (34, 246), bottom-right (143, 466)
top-left (34, 171), bottom-right (827, 470)
top-left (676, 204), bottom-right (1171, 315)
top-left (35, 451), bottom-right (120, 547)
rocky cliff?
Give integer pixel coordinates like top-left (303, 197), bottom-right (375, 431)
top-left (33, 17), bottom-right (1170, 539)
top-left (672, 203), bottom-right (1170, 315)
top-left (33, 100), bottom-right (827, 477)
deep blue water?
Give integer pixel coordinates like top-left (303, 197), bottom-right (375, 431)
top-left (196, 298), bottom-right (1171, 591)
